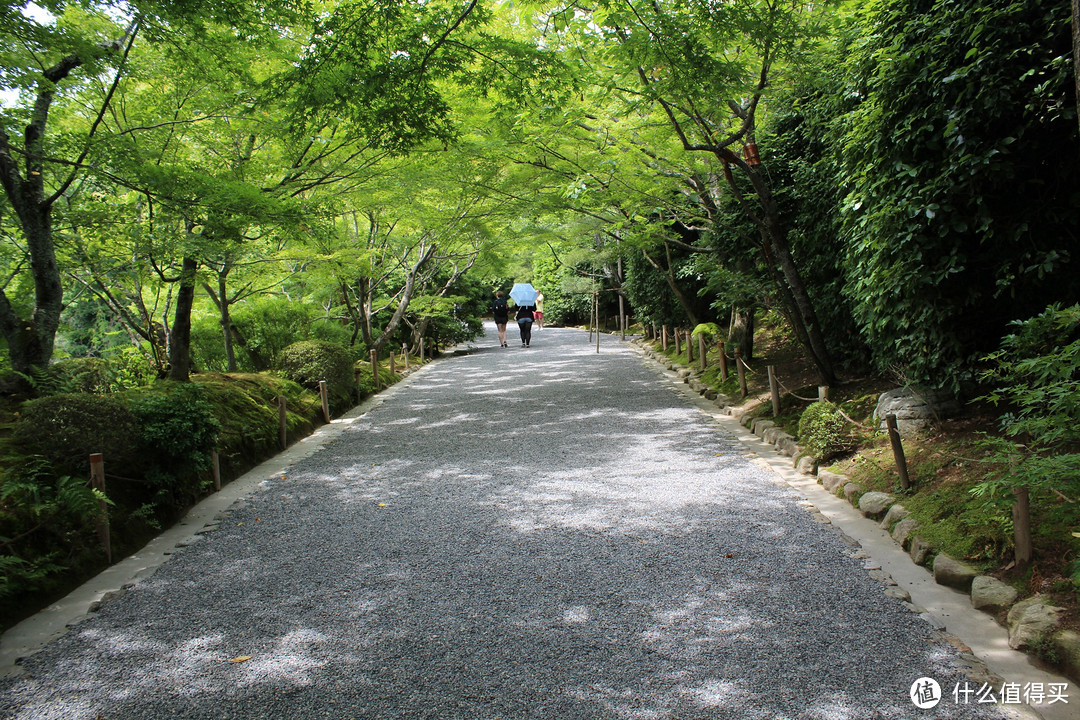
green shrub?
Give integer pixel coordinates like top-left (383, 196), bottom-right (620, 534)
top-left (277, 340), bottom-right (356, 413)
top-left (39, 358), bottom-right (119, 395)
top-left (13, 394), bottom-right (142, 476)
top-left (798, 401), bottom-right (850, 459)
top-left (130, 382), bottom-right (220, 509)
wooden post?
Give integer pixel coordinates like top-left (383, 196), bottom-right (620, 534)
top-left (278, 396), bottom-right (287, 449)
top-left (768, 365), bottom-right (780, 417)
top-left (370, 350), bottom-right (380, 391)
top-left (885, 414), bottom-right (911, 490)
top-left (698, 334), bottom-right (707, 372)
top-left (211, 449), bottom-right (221, 491)
top-left (403, 343), bottom-right (409, 371)
top-left (595, 293), bottom-right (601, 353)
top-left (652, 323), bottom-right (657, 341)
top-left (674, 329), bottom-right (681, 356)
top-left (389, 352), bottom-right (395, 376)
top-left (89, 453), bottom-right (111, 564)
top-left (735, 348), bottom-right (748, 398)
top-left (818, 386), bottom-right (830, 402)
top-left (686, 330), bottom-right (694, 363)
top-left (319, 380), bottom-right (330, 423)
top-left (718, 341), bottom-right (728, 381)
top-left (662, 325), bottom-right (668, 351)
top-left (419, 338), bottom-right (425, 363)
top-left (594, 291), bottom-right (599, 337)
top-left (1013, 486), bottom-right (1032, 569)
top-left (619, 292), bottom-right (626, 341)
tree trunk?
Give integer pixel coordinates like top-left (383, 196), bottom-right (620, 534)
top-left (0, 32), bottom-right (132, 374)
top-left (641, 245), bottom-right (699, 327)
top-left (0, 134), bottom-right (65, 375)
top-left (732, 307), bottom-right (755, 359)
top-left (216, 272), bottom-right (237, 372)
top-left (1013, 486), bottom-right (1033, 570)
top-left (1073, 0), bottom-right (1080, 135)
top-left (168, 256), bottom-right (199, 381)
top-left (742, 166), bottom-right (836, 385)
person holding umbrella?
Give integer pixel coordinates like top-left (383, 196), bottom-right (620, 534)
top-left (509, 282), bottom-right (539, 347)
top-left (516, 303), bottom-right (535, 347)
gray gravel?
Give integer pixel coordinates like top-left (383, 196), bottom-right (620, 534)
top-left (1, 325), bottom-right (1008, 719)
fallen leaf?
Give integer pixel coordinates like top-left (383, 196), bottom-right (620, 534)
top-left (377, 503), bottom-right (387, 507)
top-left (725, 553), bottom-right (734, 558)
top-left (228, 656), bottom-right (252, 663)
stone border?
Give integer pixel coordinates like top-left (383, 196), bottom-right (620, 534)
top-left (633, 339), bottom-right (1078, 717)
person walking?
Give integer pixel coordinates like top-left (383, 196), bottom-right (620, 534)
top-left (516, 304), bottom-right (535, 347)
top-left (534, 292), bottom-right (544, 330)
top-left (492, 290), bottom-right (510, 347)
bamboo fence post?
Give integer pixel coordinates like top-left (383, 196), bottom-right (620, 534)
top-left (718, 341), bottom-right (728, 381)
top-left (319, 380), bottom-right (330, 423)
top-left (768, 366), bottom-right (781, 417)
top-left (662, 325), bottom-right (668, 351)
top-left (698, 334), bottom-right (707, 372)
top-left (674, 329), bottom-right (681, 356)
top-left (211, 449), bottom-right (221, 491)
top-left (734, 348), bottom-right (748, 398)
top-left (89, 453), bottom-right (111, 564)
top-left (819, 386), bottom-right (830, 402)
top-left (278, 396), bottom-right (287, 449)
top-left (885, 414), bottom-right (911, 490)
top-left (686, 330), bottom-right (693, 364)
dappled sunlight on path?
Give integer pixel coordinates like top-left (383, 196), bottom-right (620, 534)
top-left (0, 325), bottom-right (1007, 719)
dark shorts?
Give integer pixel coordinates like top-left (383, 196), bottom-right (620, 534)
top-left (494, 318), bottom-right (508, 327)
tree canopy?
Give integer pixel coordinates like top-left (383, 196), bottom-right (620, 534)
top-left (0, 0), bottom-right (1075, 392)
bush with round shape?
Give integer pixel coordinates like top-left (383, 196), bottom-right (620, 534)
top-left (798, 401), bottom-right (849, 459)
top-left (13, 394), bottom-right (142, 476)
top-left (277, 340), bottom-right (355, 413)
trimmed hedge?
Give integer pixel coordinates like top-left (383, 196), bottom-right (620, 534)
top-left (277, 340), bottom-right (356, 413)
top-left (13, 394), bottom-right (142, 477)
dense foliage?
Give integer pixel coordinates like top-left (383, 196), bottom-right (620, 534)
top-left (2, 0), bottom-right (1079, 628)
top-left (835, 0), bottom-right (1079, 388)
top-left (276, 340), bottom-right (357, 412)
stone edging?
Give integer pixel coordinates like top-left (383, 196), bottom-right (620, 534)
top-left (632, 339), bottom-right (1080, 687)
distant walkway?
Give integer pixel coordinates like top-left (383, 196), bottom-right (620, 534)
top-left (0, 325), bottom-right (1007, 719)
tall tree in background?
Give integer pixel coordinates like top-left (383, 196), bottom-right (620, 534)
top-left (576, 0), bottom-right (838, 384)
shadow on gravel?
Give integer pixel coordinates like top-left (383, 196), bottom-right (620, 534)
top-left (0, 327), bottom-right (1004, 720)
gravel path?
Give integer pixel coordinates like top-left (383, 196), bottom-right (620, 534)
top-left (1, 325), bottom-right (1008, 719)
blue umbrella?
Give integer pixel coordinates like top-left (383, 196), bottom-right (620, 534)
top-left (509, 282), bottom-right (538, 306)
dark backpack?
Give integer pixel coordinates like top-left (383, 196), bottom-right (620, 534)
top-left (493, 298), bottom-right (508, 318)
